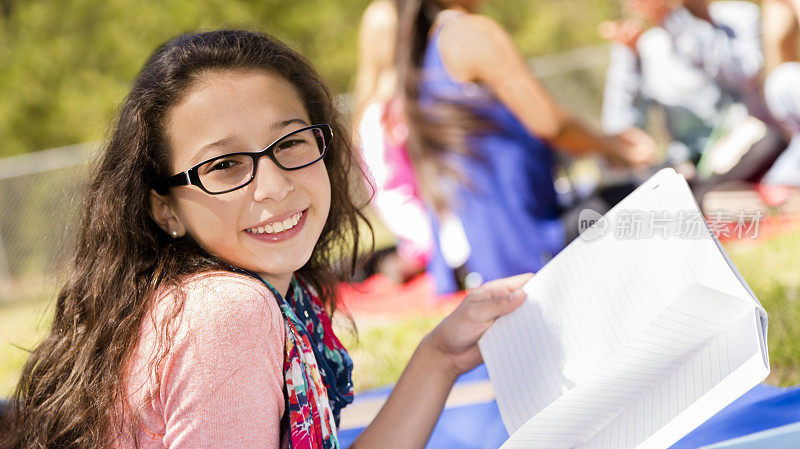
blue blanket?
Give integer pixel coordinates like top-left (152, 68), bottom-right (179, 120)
top-left (338, 365), bottom-right (800, 449)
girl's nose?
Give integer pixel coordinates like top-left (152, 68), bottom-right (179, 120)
top-left (251, 156), bottom-right (294, 202)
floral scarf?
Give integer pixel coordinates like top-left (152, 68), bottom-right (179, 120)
top-left (240, 270), bottom-right (354, 449)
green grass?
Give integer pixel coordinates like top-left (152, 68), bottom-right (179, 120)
top-left (336, 316), bottom-right (446, 393)
top-left (726, 232), bottom-right (800, 386)
top-left (2, 232), bottom-right (800, 397)
top-left (0, 289), bottom-right (54, 396)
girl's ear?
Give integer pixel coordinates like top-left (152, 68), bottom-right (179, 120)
top-left (149, 190), bottom-right (187, 238)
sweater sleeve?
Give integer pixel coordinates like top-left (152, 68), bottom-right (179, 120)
top-left (157, 274), bottom-right (286, 448)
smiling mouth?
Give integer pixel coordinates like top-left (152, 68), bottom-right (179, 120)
top-left (245, 211), bottom-right (304, 235)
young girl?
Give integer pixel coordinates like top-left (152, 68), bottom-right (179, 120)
top-left (0, 30), bottom-right (529, 448)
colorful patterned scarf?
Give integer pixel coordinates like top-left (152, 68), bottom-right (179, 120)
top-left (240, 270), bottom-right (354, 449)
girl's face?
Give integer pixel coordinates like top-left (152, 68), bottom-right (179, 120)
top-left (156, 69), bottom-right (331, 295)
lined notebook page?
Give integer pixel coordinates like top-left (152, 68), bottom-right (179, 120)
top-left (478, 169), bottom-right (768, 449)
top-left (500, 290), bottom-right (759, 449)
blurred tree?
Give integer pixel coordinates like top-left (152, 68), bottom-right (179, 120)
top-left (0, 0), bottom-right (12, 19)
top-left (0, 0), bottom-right (615, 157)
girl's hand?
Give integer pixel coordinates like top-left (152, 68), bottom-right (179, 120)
top-left (423, 273), bottom-right (533, 379)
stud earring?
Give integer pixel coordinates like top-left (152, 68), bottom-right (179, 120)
top-left (170, 230), bottom-right (178, 238)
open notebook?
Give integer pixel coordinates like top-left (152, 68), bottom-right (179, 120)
top-left (478, 168), bottom-right (769, 449)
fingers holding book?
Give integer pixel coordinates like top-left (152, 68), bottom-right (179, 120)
top-left (423, 273), bottom-right (532, 377)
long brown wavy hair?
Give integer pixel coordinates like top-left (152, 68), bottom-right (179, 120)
top-left (396, 0), bottom-right (492, 215)
top-left (0, 29), bottom-right (370, 448)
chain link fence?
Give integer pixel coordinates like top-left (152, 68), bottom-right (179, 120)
top-left (0, 143), bottom-right (95, 301)
top-left (0, 44), bottom-right (665, 303)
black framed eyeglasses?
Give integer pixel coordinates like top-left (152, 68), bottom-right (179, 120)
top-left (156, 124), bottom-right (332, 195)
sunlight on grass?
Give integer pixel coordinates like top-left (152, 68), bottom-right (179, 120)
top-left (336, 315), bottom-right (446, 393)
top-left (727, 232), bottom-right (800, 386)
top-left (0, 291), bottom-right (54, 396)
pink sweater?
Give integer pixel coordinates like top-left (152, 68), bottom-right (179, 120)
top-left (114, 272), bottom-right (287, 448)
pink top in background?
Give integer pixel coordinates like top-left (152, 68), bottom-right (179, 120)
top-left (359, 100), bottom-right (433, 266)
top-left (114, 272), bottom-right (287, 448)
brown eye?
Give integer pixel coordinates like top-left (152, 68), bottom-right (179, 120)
top-left (208, 158), bottom-right (240, 173)
top-left (276, 138), bottom-right (306, 152)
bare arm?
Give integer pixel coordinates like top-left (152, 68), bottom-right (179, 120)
top-left (762, 0), bottom-right (800, 75)
top-left (347, 336), bottom-right (457, 449)
top-left (436, 14), bottom-right (655, 167)
top-left (353, 0), bottom-right (398, 124)
top-left (349, 274), bottom-right (531, 449)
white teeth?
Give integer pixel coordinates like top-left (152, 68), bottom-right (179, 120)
top-left (246, 211), bottom-right (304, 234)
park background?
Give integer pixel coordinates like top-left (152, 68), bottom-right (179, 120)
top-left (0, 0), bottom-right (798, 401)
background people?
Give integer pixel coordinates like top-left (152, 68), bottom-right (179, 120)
top-left (354, 0), bottom-right (433, 283)
top-left (761, 0), bottom-right (800, 187)
top-left (602, 0), bottom-right (787, 201)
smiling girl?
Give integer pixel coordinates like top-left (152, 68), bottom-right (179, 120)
top-left (0, 30), bottom-right (529, 449)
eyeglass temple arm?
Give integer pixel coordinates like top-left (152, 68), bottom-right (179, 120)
top-left (156, 171), bottom-right (191, 194)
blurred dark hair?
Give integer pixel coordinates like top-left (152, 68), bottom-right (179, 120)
top-left (0, 29), bottom-right (370, 448)
top-left (396, 0), bottom-right (490, 215)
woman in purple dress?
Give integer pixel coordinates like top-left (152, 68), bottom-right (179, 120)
top-left (397, 0), bottom-right (657, 293)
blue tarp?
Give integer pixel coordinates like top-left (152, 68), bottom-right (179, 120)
top-left (339, 365), bottom-right (800, 449)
